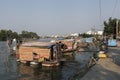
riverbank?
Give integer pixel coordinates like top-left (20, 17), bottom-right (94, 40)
top-left (79, 41), bottom-right (120, 80)
top-left (80, 58), bottom-right (120, 80)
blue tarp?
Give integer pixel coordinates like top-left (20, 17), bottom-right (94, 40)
top-left (85, 37), bottom-right (93, 43)
top-left (108, 39), bottom-right (117, 47)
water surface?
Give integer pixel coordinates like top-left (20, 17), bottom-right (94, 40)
top-left (0, 41), bottom-right (93, 80)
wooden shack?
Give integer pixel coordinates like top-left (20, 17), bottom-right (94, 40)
top-left (17, 41), bottom-right (54, 62)
top-left (18, 46), bottom-right (50, 61)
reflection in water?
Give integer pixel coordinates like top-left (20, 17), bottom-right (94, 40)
top-left (0, 41), bottom-right (93, 80)
top-left (0, 42), bottom-right (18, 80)
top-left (18, 64), bottom-right (61, 80)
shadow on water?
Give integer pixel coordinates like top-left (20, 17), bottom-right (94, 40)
top-left (0, 41), bottom-right (94, 80)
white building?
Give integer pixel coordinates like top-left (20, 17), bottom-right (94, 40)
top-left (70, 33), bottom-right (79, 37)
top-left (97, 31), bottom-right (103, 35)
top-left (86, 30), bottom-right (103, 35)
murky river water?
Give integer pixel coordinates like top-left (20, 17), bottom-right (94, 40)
top-left (0, 41), bottom-right (94, 80)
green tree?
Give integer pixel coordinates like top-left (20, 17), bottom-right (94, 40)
top-left (0, 29), bottom-right (19, 41)
top-left (12, 32), bottom-right (19, 39)
top-left (20, 30), bottom-right (40, 39)
top-left (0, 30), bottom-right (7, 41)
top-left (118, 20), bottom-right (120, 34)
top-left (6, 30), bottom-right (12, 37)
top-left (79, 33), bottom-right (93, 38)
top-left (0, 29), bottom-right (39, 41)
top-left (103, 17), bottom-right (118, 36)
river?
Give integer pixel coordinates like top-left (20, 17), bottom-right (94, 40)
top-left (0, 40), bottom-right (94, 80)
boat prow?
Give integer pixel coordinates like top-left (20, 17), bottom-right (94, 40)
top-left (42, 61), bottom-right (60, 67)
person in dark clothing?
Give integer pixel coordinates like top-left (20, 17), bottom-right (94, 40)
top-left (59, 41), bottom-right (67, 50)
top-left (7, 38), bottom-right (12, 47)
top-left (48, 44), bottom-right (56, 61)
top-left (33, 53), bottom-right (39, 62)
top-left (93, 52), bottom-right (99, 61)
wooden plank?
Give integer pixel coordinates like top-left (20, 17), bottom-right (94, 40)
top-left (18, 46), bottom-right (50, 61)
top-left (19, 52), bottom-right (33, 61)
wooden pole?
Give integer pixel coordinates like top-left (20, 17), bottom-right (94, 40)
top-left (116, 19), bottom-right (118, 37)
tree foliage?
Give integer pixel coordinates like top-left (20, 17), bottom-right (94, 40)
top-left (20, 30), bottom-right (40, 39)
top-left (0, 29), bottom-right (40, 41)
top-left (78, 33), bottom-right (94, 38)
top-left (103, 17), bottom-right (120, 36)
top-left (0, 29), bottom-right (19, 41)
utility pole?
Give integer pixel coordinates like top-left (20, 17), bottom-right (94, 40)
top-left (116, 19), bottom-right (118, 37)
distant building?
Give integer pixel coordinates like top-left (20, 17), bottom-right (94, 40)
top-left (70, 33), bottom-right (79, 37)
top-left (86, 30), bottom-right (103, 35)
top-left (51, 35), bottom-right (59, 38)
top-left (97, 31), bottom-right (103, 35)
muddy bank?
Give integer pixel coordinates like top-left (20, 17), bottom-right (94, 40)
top-left (78, 44), bottom-right (120, 80)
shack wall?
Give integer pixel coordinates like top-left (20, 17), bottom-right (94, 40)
top-left (18, 46), bottom-right (50, 61)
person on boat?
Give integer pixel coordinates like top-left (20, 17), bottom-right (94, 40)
top-left (72, 39), bottom-right (76, 49)
top-left (33, 53), bottom-right (39, 62)
top-left (59, 41), bottom-right (67, 50)
top-left (56, 42), bottom-right (62, 60)
top-left (99, 37), bottom-right (108, 52)
top-left (12, 38), bottom-right (17, 51)
top-left (48, 43), bottom-right (56, 61)
top-left (16, 38), bottom-right (23, 50)
top-left (7, 38), bottom-right (12, 47)
top-left (62, 44), bottom-right (68, 50)
top-left (93, 52), bottom-right (99, 61)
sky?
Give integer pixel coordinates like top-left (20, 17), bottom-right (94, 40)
top-left (0, 0), bottom-right (120, 36)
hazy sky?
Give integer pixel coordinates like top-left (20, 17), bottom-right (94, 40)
top-left (0, 0), bottom-right (120, 36)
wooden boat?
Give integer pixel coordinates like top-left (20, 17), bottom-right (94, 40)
top-left (42, 61), bottom-right (60, 67)
top-left (42, 57), bottom-right (66, 67)
top-left (62, 48), bottom-right (76, 53)
top-left (17, 39), bottom-right (78, 64)
top-left (60, 39), bottom-right (78, 53)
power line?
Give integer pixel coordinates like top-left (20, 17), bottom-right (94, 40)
top-left (99, 0), bottom-right (102, 26)
top-left (99, 0), bottom-right (103, 31)
top-left (111, 0), bottom-right (118, 18)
